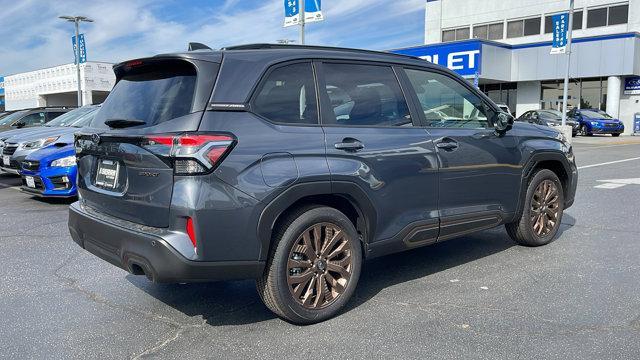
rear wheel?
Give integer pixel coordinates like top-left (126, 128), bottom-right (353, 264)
top-left (578, 124), bottom-right (591, 136)
top-left (257, 206), bottom-right (362, 324)
top-left (612, 133), bottom-right (621, 137)
top-left (506, 169), bottom-right (564, 246)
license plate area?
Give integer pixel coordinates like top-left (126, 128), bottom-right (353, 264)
top-left (2, 155), bottom-right (9, 166)
top-left (25, 176), bottom-right (36, 188)
top-left (95, 159), bottom-right (120, 190)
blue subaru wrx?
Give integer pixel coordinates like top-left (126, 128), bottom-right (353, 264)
top-left (20, 107), bottom-right (98, 198)
top-left (21, 144), bottom-right (77, 198)
top-left (569, 108), bottom-right (625, 136)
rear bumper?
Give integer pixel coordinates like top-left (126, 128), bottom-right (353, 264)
top-left (68, 202), bottom-right (264, 283)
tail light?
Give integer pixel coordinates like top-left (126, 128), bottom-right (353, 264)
top-left (143, 133), bottom-right (235, 175)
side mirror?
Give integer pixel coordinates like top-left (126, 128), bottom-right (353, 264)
top-left (495, 112), bottom-right (514, 135)
top-left (15, 121), bottom-right (26, 128)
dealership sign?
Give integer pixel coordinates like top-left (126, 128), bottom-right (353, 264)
top-left (284, 0), bottom-right (323, 27)
top-left (0, 76), bottom-right (4, 96)
top-left (550, 13), bottom-right (569, 54)
top-left (624, 76), bottom-right (640, 95)
top-left (391, 41), bottom-right (481, 77)
top-left (72, 34), bottom-right (87, 64)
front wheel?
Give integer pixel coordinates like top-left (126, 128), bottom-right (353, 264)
top-left (506, 169), bottom-right (564, 246)
top-left (612, 133), bottom-right (621, 137)
top-left (257, 206), bottom-right (362, 324)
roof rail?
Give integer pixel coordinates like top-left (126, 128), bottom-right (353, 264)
top-left (221, 43), bottom-right (419, 59)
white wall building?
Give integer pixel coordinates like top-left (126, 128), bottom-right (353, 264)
top-left (3, 62), bottom-right (115, 111)
top-left (394, 0), bottom-right (640, 134)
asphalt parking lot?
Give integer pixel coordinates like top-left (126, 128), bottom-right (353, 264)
top-left (1, 135), bottom-right (640, 359)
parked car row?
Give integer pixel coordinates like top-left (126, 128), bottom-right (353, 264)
top-left (0, 106), bottom-right (99, 197)
top-left (516, 108), bottom-right (625, 137)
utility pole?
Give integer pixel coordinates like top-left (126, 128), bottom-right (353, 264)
top-left (561, 0), bottom-right (574, 128)
top-left (299, 0), bottom-right (305, 45)
top-left (59, 15), bottom-right (93, 107)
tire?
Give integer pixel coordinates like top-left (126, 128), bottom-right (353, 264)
top-left (571, 131), bottom-right (577, 137)
top-left (256, 206), bottom-right (362, 324)
top-left (578, 124), bottom-right (592, 136)
top-left (506, 169), bottom-right (564, 247)
top-left (612, 133), bottom-right (620, 137)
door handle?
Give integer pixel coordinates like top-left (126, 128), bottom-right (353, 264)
top-left (335, 138), bottom-right (364, 151)
top-left (435, 138), bottom-right (458, 150)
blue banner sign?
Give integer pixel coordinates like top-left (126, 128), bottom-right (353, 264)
top-left (391, 41), bottom-right (482, 77)
top-left (0, 76), bottom-right (4, 96)
top-left (551, 13), bottom-right (568, 54)
top-left (624, 76), bottom-right (640, 95)
top-left (72, 34), bottom-right (87, 64)
top-left (284, 0), bottom-right (323, 27)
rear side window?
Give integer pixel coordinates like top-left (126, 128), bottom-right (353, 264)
top-left (252, 62), bottom-right (318, 125)
top-left (321, 63), bottom-right (412, 127)
top-left (92, 60), bottom-right (197, 128)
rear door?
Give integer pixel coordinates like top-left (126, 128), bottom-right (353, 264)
top-left (76, 58), bottom-right (219, 228)
top-left (318, 61), bottom-right (439, 246)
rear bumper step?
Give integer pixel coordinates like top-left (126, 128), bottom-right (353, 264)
top-left (68, 202), bottom-right (264, 283)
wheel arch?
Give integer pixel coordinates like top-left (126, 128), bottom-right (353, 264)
top-left (257, 181), bottom-right (377, 261)
top-left (514, 151), bottom-right (574, 220)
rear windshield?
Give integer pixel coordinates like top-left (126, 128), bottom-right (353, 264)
top-left (91, 61), bottom-right (197, 128)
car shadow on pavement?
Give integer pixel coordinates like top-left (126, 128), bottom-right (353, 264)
top-left (127, 214), bottom-right (577, 326)
top-left (0, 173), bottom-right (22, 188)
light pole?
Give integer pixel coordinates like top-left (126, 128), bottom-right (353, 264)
top-left (59, 15), bottom-right (93, 107)
top-left (560, 0), bottom-right (574, 129)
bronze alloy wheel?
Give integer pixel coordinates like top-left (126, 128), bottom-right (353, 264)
top-left (286, 222), bottom-right (352, 309)
top-left (530, 179), bottom-right (560, 237)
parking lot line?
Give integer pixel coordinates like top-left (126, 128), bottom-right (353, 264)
top-left (578, 157), bottom-right (640, 170)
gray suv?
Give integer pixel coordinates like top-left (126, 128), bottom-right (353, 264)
top-left (68, 44), bottom-right (577, 324)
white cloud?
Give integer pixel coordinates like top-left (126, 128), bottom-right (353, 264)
top-left (0, 0), bottom-right (426, 75)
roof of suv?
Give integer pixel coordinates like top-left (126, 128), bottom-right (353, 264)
top-left (148, 43), bottom-right (434, 68)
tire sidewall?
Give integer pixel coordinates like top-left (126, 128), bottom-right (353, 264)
top-left (272, 207), bottom-right (362, 324)
top-left (521, 169), bottom-right (565, 245)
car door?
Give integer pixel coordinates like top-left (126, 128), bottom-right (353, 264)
top-left (318, 61), bottom-right (439, 248)
top-left (401, 67), bottom-right (523, 241)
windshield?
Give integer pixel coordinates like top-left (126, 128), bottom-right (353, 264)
top-left (45, 107), bottom-right (93, 127)
top-left (0, 110), bottom-right (28, 125)
top-left (92, 60), bottom-right (197, 128)
top-left (70, 108), bottom-right (99, 127)
top-left (539, 110), bottom-right (562, 120)
top-left (581, 110), bottom-right (613, 119)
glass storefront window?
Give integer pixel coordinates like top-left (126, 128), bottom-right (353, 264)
top-left (541, 78), bottom-right (608, 112)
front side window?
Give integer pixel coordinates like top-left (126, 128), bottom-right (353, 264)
top-left (404, 69), bottom-right (490, 129)
top-left (321, 63), bottom-right (411, 127)
top-left (252, 62), bottom-right (318, 125)
top-left (20, 112), bottom-right (46, 125)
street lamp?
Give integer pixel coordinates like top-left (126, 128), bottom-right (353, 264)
top-left (59, 15), bottom-right (94, 107)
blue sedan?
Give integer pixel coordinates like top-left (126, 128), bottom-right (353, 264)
top-left (569, 108), bottom-right (625, 136)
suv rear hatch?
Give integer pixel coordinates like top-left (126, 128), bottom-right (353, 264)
top-left (76, 56), bottom-right (223, 228)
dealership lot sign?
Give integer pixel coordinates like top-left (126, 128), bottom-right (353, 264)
top-left (391, 41), bottom-right (481, 77)
top-left (624, 77), bottom-right (640, 95)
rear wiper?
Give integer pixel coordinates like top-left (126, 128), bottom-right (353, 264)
top-left (104, 118), bottom-right (146, 128)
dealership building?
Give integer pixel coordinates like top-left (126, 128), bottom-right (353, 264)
top-left (393, 0), bottom-right (640, 134)
top-left (2, 62), bottom-right (115, 111)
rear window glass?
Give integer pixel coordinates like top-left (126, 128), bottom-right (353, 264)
top-left (92, 61), bottom-right (197, 128)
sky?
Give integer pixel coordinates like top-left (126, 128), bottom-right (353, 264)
top-left (0, 0), bottom-right (427, 76)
